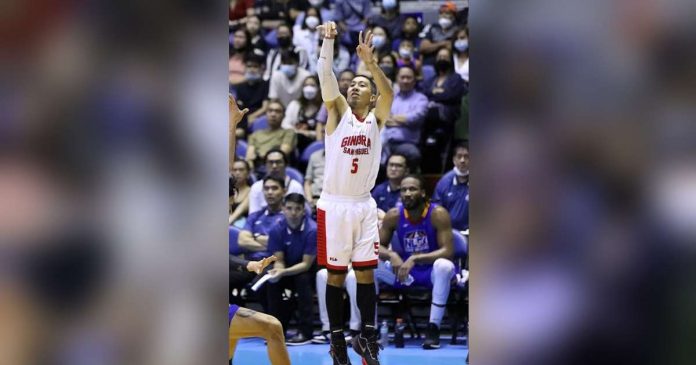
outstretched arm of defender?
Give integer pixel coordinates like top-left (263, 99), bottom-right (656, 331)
top-left (356, 29), bottom-right (394, 129)
top-left (316, 21), bottom-right (348, 135)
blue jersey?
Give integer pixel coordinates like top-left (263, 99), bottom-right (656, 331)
top-left (432, 170), bottom-right (469, 231)
top-left (392, 203), bottom-right (440, 263)
top-left (242, 208), bottom-right (285, 261)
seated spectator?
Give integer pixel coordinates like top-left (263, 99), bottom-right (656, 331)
top-left (269, 50), bottom-right (313, 108)
top-left (367, 0), bottom-right (405, 41)
top-left (453, 28), bottom-right (469, 83)
top-left (229, 28), bottom-right (254, 86)
top-left (229, 160), bottom-right (253, 228)
top-left (382, 66), bottom-right (428, 166)
top-left (245, 15), bottom-right (269, 54)
top-left (432, 141), bottom-right (469, 232)
top-left (255, 0), bottom-right (307, 30)
top-left (232, 176), bottom-right (287, 308)
top-left (282, 75), bottom-right (322, 152)
top-left (419, 1), bottom-right (459, 65)
top-left (372, 153), bottom-right (409, 213)
top-left (313, 267), bottom-right (361, 344)
top-left (377, 174), bottom-right (456, 350)
top-left (293, 6), bottom-right (323, 70)
top-left (233, 51), bottom-right (269, 137)
top-left (308, 27), bottom-right (351, 75)
top-left (378, 53), bottom-right (398, 89)
top-left (229, 0), bottom-right (254, 24)
top-left (264, 23), bottom-right (309, 81)
top-left (333, 0), bottom-right (372, 48)
top-left (248, 149), bottom-right (305, 214)
top-left (316, 69), bottom-right (355, 140)
top-left (392, 15), bottom-right (422, 51)
top-left (245, 101), bottom-right (296, 171)
top-left (354, 26), bottom-right (396, 76)
top-left (266, 193), bottom-right (317, 345)
top-left (421, 47), bottom-right (466, 172)
top-left (303, 148), bottom-right (325, 213)
top-left (395, 39), bottom-right (422, 76)
top-left (295, 0), bottom-right (334, 30)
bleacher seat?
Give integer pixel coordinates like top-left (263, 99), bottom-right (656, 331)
top-left (285, 166), bottom-right (304, 184)
top-left (300, 141), bottom-right (324, 164)
top-left (249, 116), bottom-right (268, 133)
top-left (236, 140), bottom-right (247, 159)
top-left (452, 229), bottom-right (468, 259)
top-left (229, 226), bottom-right (245, 256)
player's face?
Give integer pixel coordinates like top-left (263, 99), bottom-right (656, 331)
top-left (282, 201), bottom-right (305, 227)
top-left (453, 147), bottom-right (469, 172)
top-left (347, 76), bottom-right (375, 108)
top-left (263, 180), bottom-right (285, 206)
top-left (400, 177), bottom-right (425, 210)
top-left (265, 152), bottom-right (286, 177)
top-left (386, 155), bottom-right (408, 181)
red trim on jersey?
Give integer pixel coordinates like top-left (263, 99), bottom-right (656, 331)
top-left (325, 263), bottom-right (349, 271)
top-left (353, 112), bottom-right (366, 123)
top-left (317, 208), bottom-right (327, 266)
top-left (352, 259), bottom-right (378, 267)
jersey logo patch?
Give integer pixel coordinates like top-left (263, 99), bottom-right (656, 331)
top-left (404, 230), bottom-right (430, 254)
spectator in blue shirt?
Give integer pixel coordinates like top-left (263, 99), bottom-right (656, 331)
top-left (266, 193), bottom-right (317, 345)
top-left (433, 141), bottom-right (469, 231)
top-left (372, 153), bottom-right (409, 213)
top-left (333, 0), bottom-right (372, 48)
top-left (231, 175), bottom-right (287, 310)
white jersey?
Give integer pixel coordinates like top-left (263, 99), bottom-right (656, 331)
top-left (322, 108), bottom-right (382, 197)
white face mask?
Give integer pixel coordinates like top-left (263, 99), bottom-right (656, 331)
top-left (383, 0), bottom-right (397, 10)
top-left (439, 17), bottom-right (453, 29)
top-left (399, 47), bottom-right (412, 58)
top-left (454, 39), bottom-right (469, 52)
top-left (305, 16), bottom-right (319, 29)
top-left (280, 64), bottom-right (297, 78)
top-left (372, 35), bottom-right (386, 48)
top-left (303, 85), bottom-right (318, 99)
top-left (309, 0), bottom-right (323, 7)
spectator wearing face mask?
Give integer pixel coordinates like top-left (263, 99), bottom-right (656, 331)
top-left (293, 7), bottom-right (323, 71)
top-left (264, 23), bottom-right (309, 81)
top-left (378, 53), bottom-right (398, 90)
top-left (268, 50), bottom-right (312, 108)
top-left (231, 52), bottom-right (270, 138)
top-left (281, 75), bottom-right (323, 153)
top-left (452, 28), bottom-right (469, 83)
top-left (354, 26), bottom-right (397, 77)
top-left (333, 0), bottom-right (373, 48)
top-left (395, 39), bottom-right (422, 77)
top-left (419, 1), bottom-right (459, 65)
top-left (367, 0), bottom-right (406, 41)
top-left (294, 0), bottom-right (334, 30)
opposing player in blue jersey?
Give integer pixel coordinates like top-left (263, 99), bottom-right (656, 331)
top-left (377, 174), bottom-right (456, 349)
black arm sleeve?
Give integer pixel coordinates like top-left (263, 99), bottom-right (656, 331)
top-left (230, 255), bottom-right (250, 272)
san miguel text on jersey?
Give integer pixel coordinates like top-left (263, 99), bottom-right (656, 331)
top-left (341, 134), bottom-right (372, 155)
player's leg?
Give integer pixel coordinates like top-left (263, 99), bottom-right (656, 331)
top-left (313, 268), bottom-right (332, 343)
top-left (351, 200), bottom-right (381, 364)
top-left (317, 198), bottom-right (354, 364)
top-left (229, 307), bottom-right (290, 365)
top-left (345, 269), bottom-right (362, 336)
top-left (424, 258), bottom-right (456, 349)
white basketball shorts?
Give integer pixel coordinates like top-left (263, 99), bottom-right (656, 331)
top-left (316, 193), bottom-right (380, 272)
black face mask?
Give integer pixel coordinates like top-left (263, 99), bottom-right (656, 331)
top-left (380, 64), bottom-right (395, 79)
top-left (277, 37), bottom-right (291, 48)
top-left (435, 59), bottom-right (452, 73)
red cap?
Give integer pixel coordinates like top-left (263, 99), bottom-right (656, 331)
top-left (440, 1), bottom-right (457, 14)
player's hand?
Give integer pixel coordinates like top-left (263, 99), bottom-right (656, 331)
top-left (356, 29), bottom-right (376, 66)
top-left (268, 268), bottom-right (285, 283)
top-left (246, 255), bottom-right (277, 274)
top-left (317, 21), bottom-right (337, 40)
top-left (229, 94), bottom-right (249, 127)
top-left (397, 256), bottom-right (415, 283)
top-left (389, 253), bottom-right (404, 275)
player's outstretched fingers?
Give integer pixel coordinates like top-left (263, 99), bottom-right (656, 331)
top-left (358, 30), bottom-right (363, 45)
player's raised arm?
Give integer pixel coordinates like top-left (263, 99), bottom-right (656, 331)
top-left (356, 29), bottom-right (394, 129)
top-left (316, 21), bottom-right (348, 136)
top-left (229, 94), bottom-right (248, 170)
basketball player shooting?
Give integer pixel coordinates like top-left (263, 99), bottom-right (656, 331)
top-left (315, 21), bottom-right (394, 365)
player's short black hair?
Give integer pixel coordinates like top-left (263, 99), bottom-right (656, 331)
top-left (352, 75), bottom-right (377, 94)
top-left (263, 175), bottom-right (285, 187)
top-left (264, 147), bottom-right (288, 164)
top-left (401, 174), bottom-right (427, 191)
top-left (283, 193), bottom-right (305, 206)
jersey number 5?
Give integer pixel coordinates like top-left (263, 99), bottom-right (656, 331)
top-left (351, 158), bottom-right (359, 174)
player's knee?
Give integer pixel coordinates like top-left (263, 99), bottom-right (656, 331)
top-left (264, 316), bottom-right (285, 341)
top-left (433, 258), bottom-right (455, 276)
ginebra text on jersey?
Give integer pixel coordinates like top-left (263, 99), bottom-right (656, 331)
top-left (340, 135), bottom-right (372, 156)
